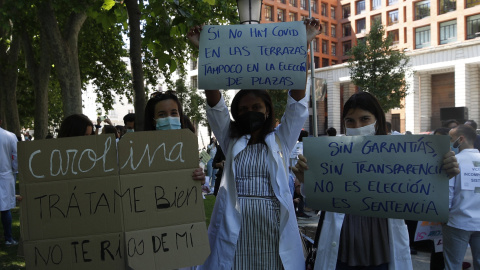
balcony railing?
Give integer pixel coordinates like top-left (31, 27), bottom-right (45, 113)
top-left (440, 22), bottom-right (457, 44)
top-left (415, 3), bottom-right (430, 20)
top-left (372, 0), bottom-right (381, 10)
top-left (467, 17), bottom-right (480, 39)
top-left (415, 28), bottom-right (431, 49)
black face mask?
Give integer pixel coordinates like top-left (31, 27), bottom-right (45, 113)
top-left (236, 111), bottom-right (266, 133)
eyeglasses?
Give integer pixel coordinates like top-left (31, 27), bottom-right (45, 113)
top-left (150, 90), bottom-right (176, 99)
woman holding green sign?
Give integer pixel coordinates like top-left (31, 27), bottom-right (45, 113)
top-left (188, 18), bottom-right (321, 270)
top-left (293, 92), bottom-right (460, 270)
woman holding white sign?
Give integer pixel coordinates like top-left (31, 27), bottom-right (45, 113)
top-left (188, 19), bottom-right (321, 270)
top-left (293, 92), bottom-right (460, 270)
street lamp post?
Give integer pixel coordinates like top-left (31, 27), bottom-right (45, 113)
top-left (237, 0), bottom-right (263, 24)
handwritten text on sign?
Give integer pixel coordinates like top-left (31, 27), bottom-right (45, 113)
top-left (304, 135), bottom-right (450, 222)
top-left (198, 21), bottom-right (307, 90)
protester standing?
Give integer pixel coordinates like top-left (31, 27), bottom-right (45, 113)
top-left (294, 92), bottom-right (460, 270)
top-left (188, 18), bottom-right (322, 270)
top-left (443, 125), bottom-right (480, 270)
top-left (0, 118), bottom-right (18, 245)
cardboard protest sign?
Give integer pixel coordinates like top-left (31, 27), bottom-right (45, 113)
top-left (304, 135), bottom-right (450, 222)
top-left (414, 221), bottom-right (443, 252)
top-left (198, 21), bottom-right (307, 90)
top-left (19, 130), bottom-right (209, 270)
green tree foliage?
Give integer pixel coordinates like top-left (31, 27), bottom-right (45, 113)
top-left (347, 20), bottom-right (410, 112)
top-left (174, 77), bottom-right (206, 131)
top-left (267, 90), bottom-right (289, 124)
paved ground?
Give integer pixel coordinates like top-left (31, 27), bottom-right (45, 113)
top-left (297, 210), bottom-right (474, 270)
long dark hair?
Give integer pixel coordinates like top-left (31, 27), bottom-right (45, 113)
top-left (144, 91), bottom-right (185, 131)
top-left (58, 114), bottom-right (94, 138)
top-left (342, 92), bottom-right (387, 135)
top-left (230, 90), bottom-right (275, 141)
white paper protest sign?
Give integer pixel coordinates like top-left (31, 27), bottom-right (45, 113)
top-left (303, 135), bottom-right (450, 222)
top-left (460, 161), bottom-right (480, 190)
top-left (198, 21), bottom-right (307, 90)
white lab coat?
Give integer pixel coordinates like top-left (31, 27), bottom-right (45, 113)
top-left (0, 127), bottom-right (18, 211)
top-left (197, 92), bottom-right (309, 270)
top-left (314, 212), bottom-right (413, 270)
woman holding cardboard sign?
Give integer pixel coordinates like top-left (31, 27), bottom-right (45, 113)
top-left (188, 18), bottom-right (321, 270)
top-left (293, 92), bottom-right (460, 270)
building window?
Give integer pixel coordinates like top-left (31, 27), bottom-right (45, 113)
top-left (356, 0), bottom-right (366, 14)
top-left (388, 0), bottom-right (398, 5)
top-left (314, 56), bottom-right (320, 68)
top-left (343, 23), bottom-right (352, 37)
top-left (322, 58), bottom-right (329, 67)
top-left (321, 3), bottom-right (327, 16)
top-left (372, 0), bottom-right (381, 10)
top-left (322, 40), bottom-right (328, 54)
top-left (331, 24), bottom-right (336, 37)
top-left (191, 76), bottom-right (198, 89)
top-left (190, 59), bottom-right (197, 70)
top-left (466, 14), bottom-right (480, 40)
top-left (439, 20), bottom-right (457, 44)
top-left (279, 0), bottom-right (286, 4)
top-left (439, 0), bottom-right (456, 14)
top-left (357, 18), bottom-right (366, 34)
top-left (388, 10), bottom-right (399, 25)
top-left (265, 6), bottom-right (272, 21)
top-left (415, 25), bottom-right (431, 49)
top-left (332, 60), bottom-right (338, 65)
top-left (357, 37), bottom-right (365, 44)
top-left (343, 41), bottom-right (352, 55)
top-left (388, 29), bottom-right (400, 45)
top-left (322, 22), bottom-right (328, 35)
top-left (301, 15), bottom-right (307, 21)
top-left (372, 14), bottom-right (381, 24)
top-left (301, 0), bottom-right (306, 9)
top-left (313, 38), bottom-right (319, 52)
top-left (289, 0), bottom-right (297, 7)
top-left (342, 4), bottom-right (351, 18)
top-left (289, 12), bottom-right (296, 22)
top-left (466, 0), bottom-right (480, 8)
top-left (277, 9), bottom-right (285, 21)
top-left (415, 1), bottom-right (430, 20)
top-left (312, 0), bottom-right (318, 13)
top-left (331, 6), bottom-right (336, 19)
top-left (331, 42), bottom-right (337, 56)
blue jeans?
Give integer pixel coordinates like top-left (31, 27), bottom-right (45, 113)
top-left (206, 159), bottom-right (217, 187)
top-left (442, 224), bottom-right (480, 270)
top-left (1, 210), bottom-right (13, 242)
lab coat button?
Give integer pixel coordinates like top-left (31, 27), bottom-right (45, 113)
top-left (332, 242), bottom-right (337, 247)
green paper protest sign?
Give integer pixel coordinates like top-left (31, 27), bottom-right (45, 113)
top-left (303, 135), bottom-right (450, 222)
top-left (198, 21), bottom-right (307, 90)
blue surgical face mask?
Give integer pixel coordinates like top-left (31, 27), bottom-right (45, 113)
top-left (450, 137), bottom-right (461, 154)
top-left (346, 121), bottom-right (377, 136)
top-left (155, 116), bottom-right (181, 130)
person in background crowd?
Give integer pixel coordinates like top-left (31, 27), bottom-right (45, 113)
top-left (188, 18), bottom-right (321, 269)
top-left (212, 145), bottom-right (225, 196)
top-left (58, 114), bottom-right (94, 138)
top-left (294, 92), bottom-right (460, 270)
top-left (434, 127), bottom-right (450, 136)
top-left (443, 125), bottom-right (480, 270)
top-left (0, 117), bottom-right (19, 246)
top-left (326, 127), bottom-right (337, 136)
top-left (444, 119), bottom-right (459, 129)
top-left (123, 113), bottom-right (135, 133)
top-left (206, 137), bottom-right (218, 192)
top-left (102, 125), bottom-right (120, 141)
top-left (464, 120), bottom-right (480, 151)
top-left (115, 125), bottom-right (125, 138)
top-left (143, 91), bottom-right (205, 183)
top-left (386, 122), bottom-right (402, 135)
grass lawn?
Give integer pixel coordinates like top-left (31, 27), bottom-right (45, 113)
top-left (0, 194), bottom-right (216, 269)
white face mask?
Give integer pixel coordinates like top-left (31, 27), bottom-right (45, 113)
top-left (346, 121), bottom-right (377, 136)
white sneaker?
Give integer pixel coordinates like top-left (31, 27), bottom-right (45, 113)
top-left (5, 239), bottom-right (18, 246)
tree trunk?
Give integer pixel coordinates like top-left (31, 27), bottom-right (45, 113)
top-left (125, 0), bottom-right (145, 131)
top-left (0, 31), bottom-right (21, 137)
top-left (22, 24), bottom-right (51, 140)
top-left (38, 0), bottom-right (86, 117)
